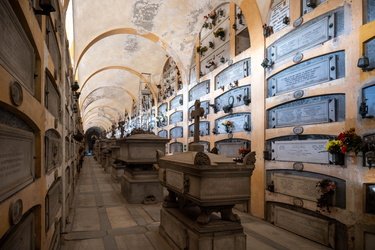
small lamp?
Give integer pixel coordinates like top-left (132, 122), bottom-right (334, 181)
top-left (71, 81), bottom-right (79, 91)
top-left (306, 0), bottom-right (316, 8)
top-left (357, 54), bottom-right (374, 72)
top-left (34, 0), bottom-right (56, 15)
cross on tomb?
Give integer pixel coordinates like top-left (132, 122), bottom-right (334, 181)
top-left (190, 100), bottom-right (205, 151)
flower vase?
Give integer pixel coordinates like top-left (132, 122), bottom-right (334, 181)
top-left (330, 153), bottom-right (345, 165)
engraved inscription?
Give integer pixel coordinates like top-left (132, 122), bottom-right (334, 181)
top-left (170, 127), bottom-right (183, 139)
top-left (215, 86), bottom-right (251, 111)
top-left (0, 1), bottom-right (35, 94)
top-left (274, 206), bottom-right (333, 246)
top-left (215, 59), bottom-right (251, 90)
top-left (272, 173), bottom-right (321, 201)
top-left (169, 111), bottom-right (183, 124)
top-left (189, 80), bottom-right (210, 102)
top-left (273, 58), bottom-right (331, 95)
top-left (268, 15), bottom-right (334, 62)
top-left (271, 99), bottom-right (335, 128)
top-left (0, 125), bottom-right (34, 202)
top-left (269, 0), bottom-right (290, 33)
top-left (215, 113), bottom-right (250, 134)
top-left (272, 140), bottom-right (329, 163)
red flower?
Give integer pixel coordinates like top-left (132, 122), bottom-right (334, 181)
top-left (204, 15), bottom-right (208, 19)
top-left (341, 146), bottom-right (347, 154)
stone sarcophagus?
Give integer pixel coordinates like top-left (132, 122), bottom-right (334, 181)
top-left (117, 130), bottom-right (170, 203)
top-left (157, 150), bottom-right (255, 250)
top-left (157, 150), bottom-right (255, 224)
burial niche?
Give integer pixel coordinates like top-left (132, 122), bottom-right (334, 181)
top-left (0, 108), bottom-right (35, 202)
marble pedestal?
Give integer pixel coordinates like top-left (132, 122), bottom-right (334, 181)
top-left (120, 168), bottom-right (163, 204)
top-left (160, 206), bottom-right (246, 250)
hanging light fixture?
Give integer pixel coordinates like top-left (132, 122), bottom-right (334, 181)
top-left (34, 0), bottom-right (56, 15)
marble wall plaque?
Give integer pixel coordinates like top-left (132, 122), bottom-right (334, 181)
top-left (215, 59), bottom-right (251, 90)
top-left (215, 140), bottom-right (249, 158)
top-left (45, 74), bottom-right (61, 121)
top-left (272, 140), bottom-right (329, 163)
top-left (46, 179), bottom-right (62, 230)
top-left (158, 102), bottom-right (168, 114)
top-left (215, 113), bottom-right (251, 134)
top-left (0, 211), bottom-right (35, 250)
top-left (170, 95), bottom-right (183, 110)
top-left (170, 126), bottom-right (183, 139)
top-left (270, 99), bottom-right (336, 128)
top-left (269, 0), bottom-right (290, 33)
top-left (268, 94), bottom-right (345, 128)
top-left (189, 80), bottom-right (210, 102)
top-left (269, 54), bottom-right (338, 96)
top-left (274, 206), bottom-right (334, 247)
top-left (215, 85), bottom-right (251, 111)
top-left (0, 124), bottom-right (34, 202)
top-left (268, 15), bottom-right (334, 63)
top-left (158, 130), bottom-right (168, 138)
top-left (47, 18), bottom-right (61, 73)
top-left (188, 122), bottom-right (210, 137)
top-left (0, 1), bottom-right (35, 95)
top-left (271, 173), bottom-right (323, 201)
top-left (189, 100), bottom-right (210, 119)
top-left (200, 42), bottom-right (230, 76)
top-left (45, 130), bottom-right (62, 172)
top-left (170, 142), bottom-right (183, 154)
top-left (169, 111), bottom-right (183, 124)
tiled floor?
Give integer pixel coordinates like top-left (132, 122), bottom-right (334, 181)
top-left (61, 156), bottom-right (330, 250)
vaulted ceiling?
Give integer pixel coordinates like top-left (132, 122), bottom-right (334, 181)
top-left (67, 0), bottom-right (270, 132)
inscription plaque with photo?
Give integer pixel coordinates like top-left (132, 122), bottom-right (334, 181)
top-left (269, 0), bottom-right (290, 33)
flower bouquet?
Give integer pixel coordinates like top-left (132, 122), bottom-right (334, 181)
top-left (221, 120), bottom-right (233, 133)
top-left (238, 148), bottom-right (251, 157)
top-left (337, 128), bottom-right (363, 155)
